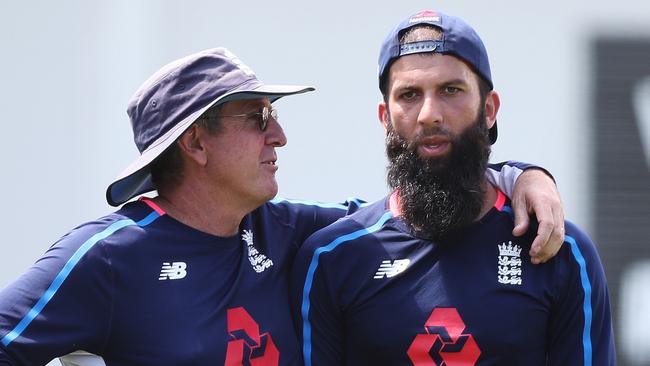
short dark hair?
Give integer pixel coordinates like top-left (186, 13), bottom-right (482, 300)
top-left (149, 143), bottom-right (183, 193)
top-left (380, 24), bottom-right (490, 101)
top-left (149, 103), bottom-right (224, 192)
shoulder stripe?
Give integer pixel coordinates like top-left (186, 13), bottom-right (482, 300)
top-left (1, 211), bottom-right (162, 347)
top-left (301, 211), bottom-right (393, 366)
top-left (494, 189), bottom-right (506, 211)
top-left (270, 197), bottom-right (367, 210)
top-left (139, 197), bottom-right (166, 216)
top-left (566, 234), bottom-right (593, 366)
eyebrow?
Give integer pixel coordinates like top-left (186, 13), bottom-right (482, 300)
top-left (392, 77), bottom-right (470, 92)
top-left (441, 78), bottom-right (470, 86)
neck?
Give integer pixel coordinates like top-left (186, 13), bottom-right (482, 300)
top-left (154, 181), bottom-right (258, 237)
top-left (478, 180), bottom-right (498, 220)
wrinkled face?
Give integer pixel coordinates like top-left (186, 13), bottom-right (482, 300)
top-left (379, 53), bottom-right (497, 159)
top-left (204, 97), bottom-right (287, 207)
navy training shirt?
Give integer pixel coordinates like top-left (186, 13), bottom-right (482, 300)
top-left (0, 198), bottom-right (360, 366)
top-left (291, 191), bottom-right (616, 365)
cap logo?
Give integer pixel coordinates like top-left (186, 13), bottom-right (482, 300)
top-left (409, 10), bottom-right (440, 23)
top-left (223, 49), bottom-right (255, 77)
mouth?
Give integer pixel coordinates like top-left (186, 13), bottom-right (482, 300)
top-left (417, 136), bottom-right (451, 157)
top-left (261, 158), bottom-right (278, 171)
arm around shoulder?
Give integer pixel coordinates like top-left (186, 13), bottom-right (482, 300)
top-left (487, 161), bottom-right (565, 264)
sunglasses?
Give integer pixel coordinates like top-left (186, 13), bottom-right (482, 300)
top-left (215, 106), bottom-right (278, 132)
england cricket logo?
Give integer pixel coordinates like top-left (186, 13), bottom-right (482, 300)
top-left (242, 230), bottom-right (273, 273)
top-left (497, 241), bottom-right (522, 285)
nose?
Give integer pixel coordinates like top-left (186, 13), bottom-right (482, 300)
top-left (417, 95), bottom-right (443, 128)
top-left (265, 118), bottom-right (287, 147)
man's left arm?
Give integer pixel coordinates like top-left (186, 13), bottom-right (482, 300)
top-left (487, 161), bottom-right (565, 264)
top-left (546, 224), bottom-right (616, 365)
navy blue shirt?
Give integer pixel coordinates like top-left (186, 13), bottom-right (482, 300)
top-left (291, 191), bottom-right (616, 366)
top-left (0, 198), bottom-right (360, 366)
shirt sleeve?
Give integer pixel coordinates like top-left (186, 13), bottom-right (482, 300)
top-left (0, 223), bottom-right (114, 365)
top-left (547, 222), bottom-right (616, 365)
top-left (268, 198), bottom-right (365, 248)
top-left (486, 160), bottom-right (555, 199)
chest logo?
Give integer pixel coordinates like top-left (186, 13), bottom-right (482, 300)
top-left (374, 259), bottom-right (410, 279)
top-left (158, 262), bottom-right (187, 280)
top-left (242, 230), bottom-right (274, 273)
top-left (498, 241), bottom-right (522, 285)
top-left (225, 307), bottom-right (279, 366)
top-left (407, 307), bottom-right (481, 365)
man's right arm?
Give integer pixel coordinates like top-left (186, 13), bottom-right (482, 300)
top-left (0, 224), bottom-right (113, 365)
top-left (274, 160), bottom-right (558, 249)
top-left (268, 197), bottom-right (365, 246)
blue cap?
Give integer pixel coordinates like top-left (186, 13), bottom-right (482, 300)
top-left (106, 47), bottom-right (314, 206)
top-left (378, 10), bottom-right (497, 143)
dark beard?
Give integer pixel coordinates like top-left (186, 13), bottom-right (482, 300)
top-left (386, 111), bottom-right (492, 241)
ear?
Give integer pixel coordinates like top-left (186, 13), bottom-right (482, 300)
top-left (484, 90), bottom-right (500, 129)
top-left (176, 125), bottom-right (209, 166)
top-left (378, 101), bottom-right (389, 135)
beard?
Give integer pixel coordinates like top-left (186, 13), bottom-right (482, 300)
top-left (386, 109), bottom-right (492, 241)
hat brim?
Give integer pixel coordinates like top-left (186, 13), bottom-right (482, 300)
top-left (106, 84), bottom-right (314, 206)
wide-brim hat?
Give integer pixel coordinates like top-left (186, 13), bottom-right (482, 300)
top-left (106, 48), bottom-right (314, 206)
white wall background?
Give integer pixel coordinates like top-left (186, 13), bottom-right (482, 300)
top-left (1, 1), bottom-right (649, 365)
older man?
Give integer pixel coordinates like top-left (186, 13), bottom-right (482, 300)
top-left (0, 48), bottom-right (562, 365)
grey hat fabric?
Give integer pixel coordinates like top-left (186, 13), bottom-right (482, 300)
top-left (106, 47), bottom-right (314, 206)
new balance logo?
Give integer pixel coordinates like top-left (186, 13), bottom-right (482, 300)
top-left (158, 262), bottom-right (187, 280)
top-left (374, 259), bottom-right (410, 279)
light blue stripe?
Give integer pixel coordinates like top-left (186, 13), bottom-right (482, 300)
top-left (138, 211), bottom-right (162, 227)
top-left (566, 235), bottom-right (593, 366)
top-left (1, 212), bottom-right (161, 347)
top-left (501, 205), bottom-right (514, 221)
top-left (270, 197), bottom-right (368, 210)
top-left (301, 211), bottom-right (393, 366)
top-left (345, 197), bottom-right (368, 208)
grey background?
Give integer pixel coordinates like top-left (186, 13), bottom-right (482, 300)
top-left (0, 1), bottom-right (649, 365)
top-left (594, 38), bottom-right (650, 365)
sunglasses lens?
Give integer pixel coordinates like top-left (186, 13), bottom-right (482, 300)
top-left (257, 107), bottom-right (277, 132)
top-left (260, 108), bottom-right (269, 131)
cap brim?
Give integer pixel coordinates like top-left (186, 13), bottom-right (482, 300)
top-left (106, 84), bottom-right (314, 206)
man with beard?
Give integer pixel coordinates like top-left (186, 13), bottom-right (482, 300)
top-left (290, 10), bottom-right (615, 365)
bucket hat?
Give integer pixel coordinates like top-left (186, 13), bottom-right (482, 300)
top-left (106, 47), bottom-right (314, 206)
